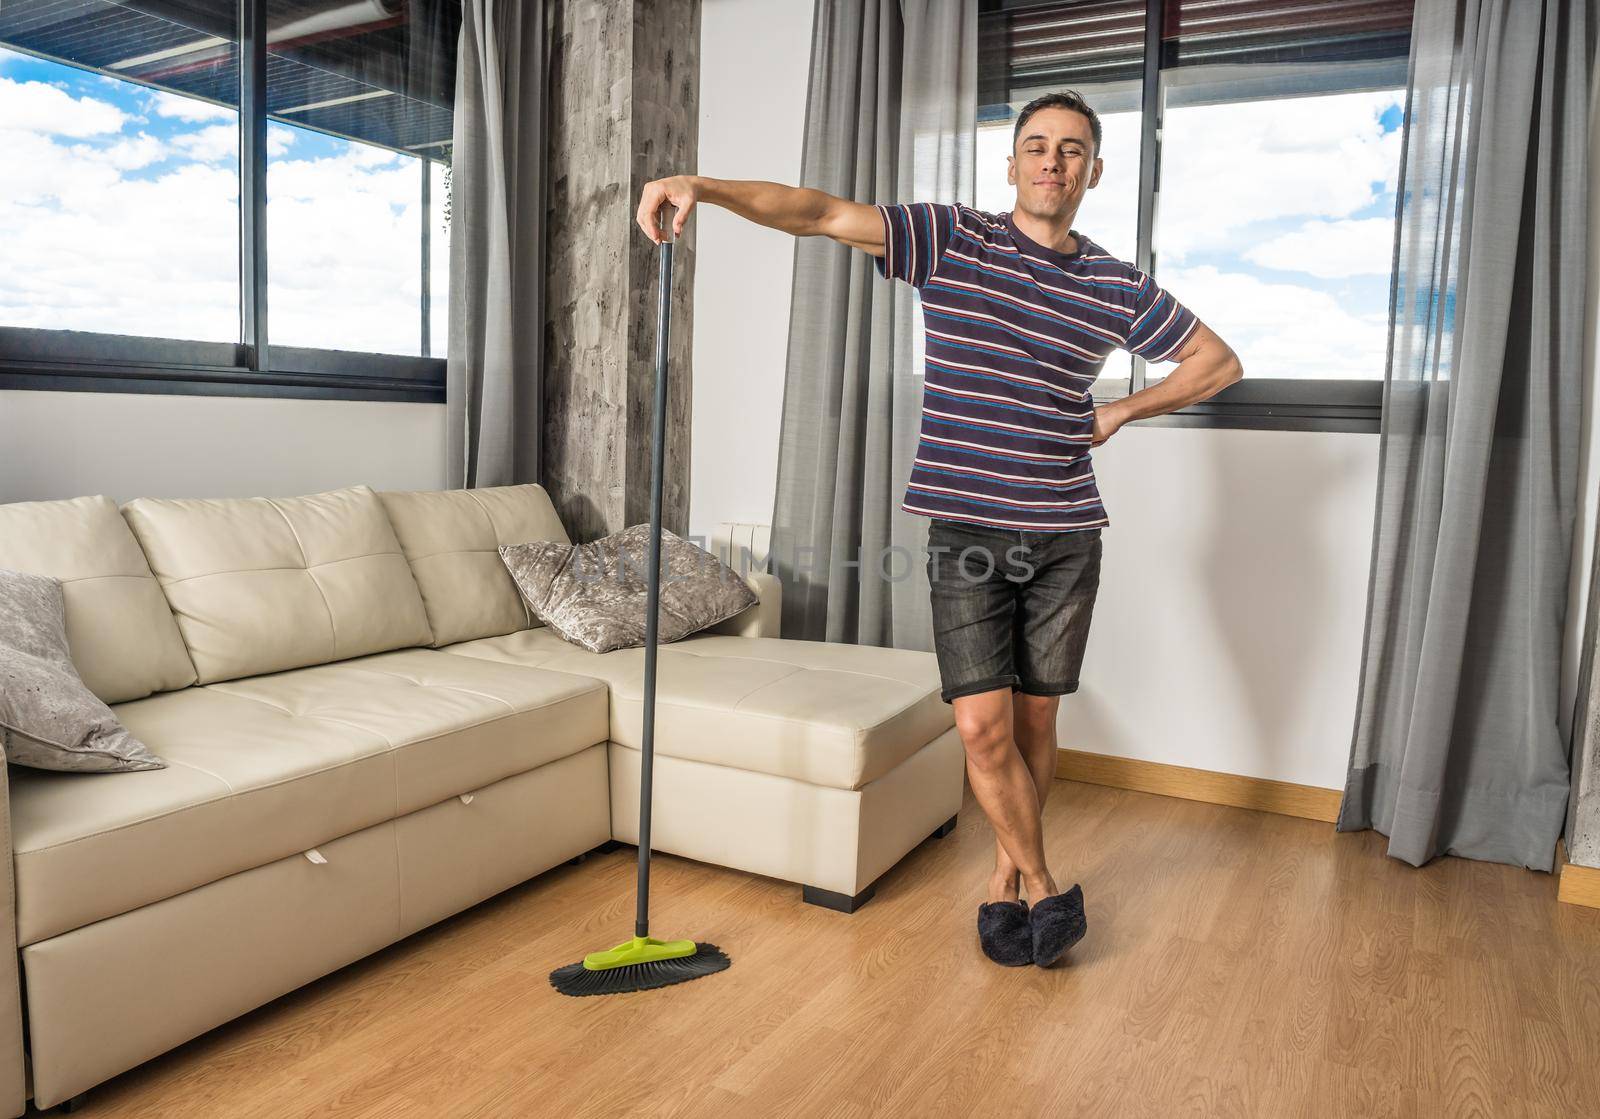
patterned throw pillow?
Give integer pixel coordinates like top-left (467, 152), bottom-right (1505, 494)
top-left (0, 568), bottom-right (166, 773)
top-left (499, 524), bottom-right (759, 654)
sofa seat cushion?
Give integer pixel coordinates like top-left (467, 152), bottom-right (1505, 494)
top-left (9, 649), bottom-right (609, 945)
top-left (444, 630), bottom-right (954, 791)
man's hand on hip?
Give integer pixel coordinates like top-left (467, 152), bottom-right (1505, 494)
top-left (1090, 402), bottom-right (1127, 447)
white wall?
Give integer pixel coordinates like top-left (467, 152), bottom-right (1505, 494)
top-left (1082, 427), bottom-right (1377, 788)
top-left (689, 0), bottom-right (814, 547)
top-left (694, 0), bottom-right (1380, 790)
top-left (0, 391), bottom-right (446, 503)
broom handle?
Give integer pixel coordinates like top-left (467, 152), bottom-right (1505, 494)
top-left (636, 220), bottom-right (674, 939)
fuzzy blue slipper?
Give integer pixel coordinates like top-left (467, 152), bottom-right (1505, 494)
top-left (977, 899), bottom-right (1033, 966)
top-left (1029, 884), bottom-right (1086, 967)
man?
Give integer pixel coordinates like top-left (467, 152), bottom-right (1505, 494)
top-left (635, 91), bottom-right (1242, 967)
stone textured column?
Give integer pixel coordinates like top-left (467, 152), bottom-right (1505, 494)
top-left (545, 0), bottom-right (699, 545)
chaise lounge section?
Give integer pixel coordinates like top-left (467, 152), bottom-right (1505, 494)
top-left (0, 482), bottom-right (963, 1112)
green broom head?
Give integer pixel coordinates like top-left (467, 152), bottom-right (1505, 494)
top-left (549, 935), bottom-right (731, 997)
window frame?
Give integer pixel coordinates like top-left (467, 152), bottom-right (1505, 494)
top-left (0, 0), bottom-right (447, 404)
top-left (983, 0), bottom-right (1398, 435)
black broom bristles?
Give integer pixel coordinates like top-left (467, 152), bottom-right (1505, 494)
top-left (549, 942), bottom-right (731, 997)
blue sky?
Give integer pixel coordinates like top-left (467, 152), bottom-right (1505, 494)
top-left (0, 44), bottom-right (448, 354)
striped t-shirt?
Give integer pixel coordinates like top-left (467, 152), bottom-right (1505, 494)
top-left (874, 202), bottom-right (1200, 532)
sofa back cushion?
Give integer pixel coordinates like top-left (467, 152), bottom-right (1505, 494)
top-left (0, 496), bottom-right (196, 703)
top-left (378, 484), bottom-right (570, 647)
top-left (122, 484), bottom-right (433, 684)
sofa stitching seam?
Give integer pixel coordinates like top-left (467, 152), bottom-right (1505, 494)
top-left (405, 545), bottom-right (510, 562)
top-left (463, 490), bottom-right (533, 627)
top-left (267, 499), bottom-right (341, 658)
top-left (153, 755), bottom-right (237, 793)
top-left (155, 554), bottom-right (395, 589)
top-left (37, 573), bottom-right (156, 586)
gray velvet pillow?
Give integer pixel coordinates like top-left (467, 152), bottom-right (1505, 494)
top-left (0, 568), bottom-right (166, 773)
top-left (500, 524), bottom-right (759, 654)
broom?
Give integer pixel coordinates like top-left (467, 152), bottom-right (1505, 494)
top-left (550, 213), bottom-right (731, 997)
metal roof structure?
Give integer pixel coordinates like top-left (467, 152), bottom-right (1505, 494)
top-left (0, 0), bottom-right (458, 158)
top-left (979, 0), bottom-right (1415, 117)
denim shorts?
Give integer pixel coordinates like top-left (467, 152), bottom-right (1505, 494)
top-left (924, 517), bottom-right (1102, 704)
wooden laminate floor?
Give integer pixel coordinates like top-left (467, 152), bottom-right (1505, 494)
top-left (43, 780), bottom-right (1600, 1118)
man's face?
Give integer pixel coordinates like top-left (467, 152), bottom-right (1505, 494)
top-left (1007, 106), bottom-right (1102, 221)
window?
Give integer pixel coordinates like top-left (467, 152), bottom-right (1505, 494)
top-left (265, 0), bottom-right (453, 358)
top-left (978, 0), bottom-right (1415, 431)
top-left (978, 0), bottom-right (1146, 396)
top-left (0, 0), bottom-right (458, 402)
top-left (0, 8), bottom-right (240, 344)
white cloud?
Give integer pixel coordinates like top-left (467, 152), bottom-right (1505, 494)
top-left (0, 155), bottom-right (241, 340)
top-left (0, 126), bottom-right (123, 206)
top-left (1244, 217), bottom-right (1398, 278)
top-left (349, 144), bottom-right (400, 168)
top-left (147, 87), bottom-right (234, 123)
top-left (268, 124), bottom-right (296, 156)
top-left (172, 123), bottom-right (239, 164)
top-left (0, 74), bottom-right (125, 137)
top-left (1156, 90), bottom-right (1404, 261)
top-left (1162, 264), bottom-right (1390, 380)
top-left (68, 132), bottom-right (169, 172)
top-left (265, 131), bottom-right (427, 352)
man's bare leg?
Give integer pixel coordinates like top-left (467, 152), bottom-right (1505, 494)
top-left (951, 688), bottom-right (1058, 904)
top-left (993, 692), bottom-right (1062, 901)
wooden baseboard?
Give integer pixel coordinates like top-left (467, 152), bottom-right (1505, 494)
top-left (1054, 748), bottom-right (1343, 824)
top-left (1557, 840), bottom-right (1600, 908)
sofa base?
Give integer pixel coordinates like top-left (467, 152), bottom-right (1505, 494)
top-left (800, 813), bottom-right (958, 913)
top-left (21, 744), bottom-right (610, 1110)
top-left (608, 727), bottom-right (966, 900)
top-left (568, 838), bottom-right (626, 865)
top-left (802, 883), bottom-right (877, 913)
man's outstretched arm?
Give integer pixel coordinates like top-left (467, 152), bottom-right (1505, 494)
top-left (636, 175), bottom-right (884, 254)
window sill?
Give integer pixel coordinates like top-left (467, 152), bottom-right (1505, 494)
top-left (0, 328), bottom-right (445, 404)
top-left (0, 364), bottom-right (445, 404)
top-left (1121, 408), bottom-right (1380, 434)
top-left (1094, 376), bottom-right (1383, 434)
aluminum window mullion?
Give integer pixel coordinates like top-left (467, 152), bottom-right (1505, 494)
top-left (1131, 0), bottom-right (1164, 397)
top-left (239, 0), bottom-right (269, 373)
top-left (421, 158), bottom-right (432, 359)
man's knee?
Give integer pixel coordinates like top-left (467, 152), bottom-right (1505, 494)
top-left (1006, 688), bottom-right (1052, 738)
top-left (955, 712), bottom-right (1013, 772)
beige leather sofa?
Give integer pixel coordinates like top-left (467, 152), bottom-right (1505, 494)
top-left (0, 483), bottom-right (963, 1112)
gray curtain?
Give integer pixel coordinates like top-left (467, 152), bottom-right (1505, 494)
top-left (1562, 50), bottom-right (1600, 871)
top-left (1569, 486), bottom-right (1600, 866)
top-left (446, 0), bottom-right (549, 489)
top-left (771, 0), bottom-right (976, 647)
top-left (1338, 0), bottom-right (1594, 870)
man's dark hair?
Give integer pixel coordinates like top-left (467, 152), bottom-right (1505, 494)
top-left (1012, 91), bottom-right (1102, 159)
